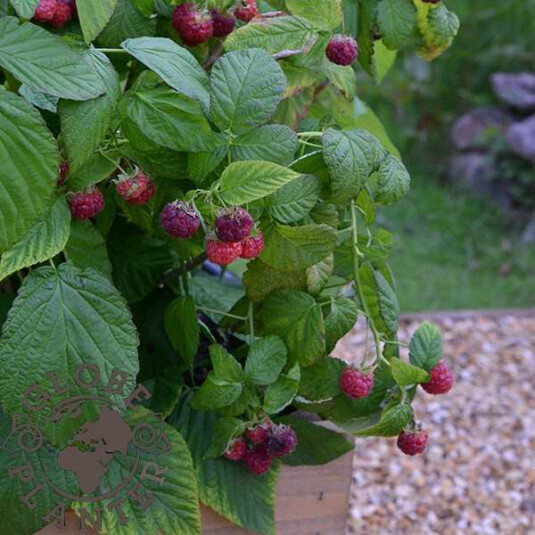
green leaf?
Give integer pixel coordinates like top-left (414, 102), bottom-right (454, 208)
top-left (59, 49), bottom-right (120, 171)
top-left (98, 0), bottom-right (156, 48)
top-left (0, 89), bottom-right (57, 254)
top-left (324, 298), bottom-right (358, 353)
top-left (263, 174), bottom-right (322, 223)
top-left (121, 87), bottom-right (220, 152)
top-left (77, 0), bottom-right (118, 43)
top-left (9, 0), bottom-right (39, 18)
top-left (298, 356), bottom-right (345, 400)
top-left (64, 219), bottom-right (111, 277)
top-left (109, 233), bottom-right (174, 303)
top-left (218, 160), bottom-right (301, 205)
top-left (359, 264), bottom-right (399, 337)
top-left (376, 0), bottom-right (416, 50)
top-left (164, 296), bottom-right (200, 368)
top-left (353, 403), bottom-right (412, 437)
top-left (285, 0), bottom-right (342, 31)
top-left (243, 259), bottom-right (307, 302)
top-left (74, 407), bottom-right (201, 535)
top-left (170, 398), bottom-right (279, 534)
top-left (188, 146), bottom-right (227, 183)
top-left (231, 125), bottom-right (297, 166)
top-left (205, 417), bottom-right (246, 459)
top-left (121, 37), bottom-right (211, 111)
top-left (261, 223), bottom-right (337, 271)
top-left (262, 290), bottom-right (325, 366)
top-left (211, 48), bottom-right (286, 134)
top-left (322, 128), bottom-right (386, 203)
top-left (279, 415), bottom-right (353, 466)
top-left (372, 39), bottom-right (398, 82)
top-left (375, 153), bottom-right (411, 204)
top-left (19, 84), bottom-right (58, 112)
top-left (142, 366), bottom-right (184, 417)
top-left (225, 14), bottom-right (317, 55)
top-left (322, 60), bottom-right (356, 100)
top-left (67, 152), bottom-right (119, 191)
top-left (245, 335), bottom-right (287, 386)
top-left (0, 17), bottom-right (106, 100)
top-left (264, 362), bottom-right (300, 414)
top-left (0, 264), bottom-right (139, 415)
top-left (391, 357), bottom-right (430, 386)
top-left (0, 197), bottom-right (70, 281)
top-left (193, 374), bottom-right (243, 410)
top-left (210, 344), bottom-right (244, 383)
top-left (409, 321), bottom-right (443, 371)
top-left (360, 228), bottom-right (393, 268)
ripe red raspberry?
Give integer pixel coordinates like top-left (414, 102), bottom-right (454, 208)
top-left (267, 424), bottom-right (298, 458)
top-left (215, 207), bottom-right (254, 243)
top-left (339, 367), bottom-right (374, 399)
top-left (58, 160), bottom-right (69, 186)
top-left (240, 231), bottom-right (264, 259)
top-left (326, 35), bottom-right (359, 66)
top-left (172, 3), bottom-right (213, 46)
top-left (69, 188), bottom-right (105, 220)
top-left (116, 172), bottom-right (155, 206)
top-left (245, 420), bottom-right (271, 444)
top-left (397, 426), bottom-right (428, 456)
top-left (421, 361), bottom-right (453, 395)
top-left (206, 239), bottom-right (242, 266)
top-left (34, 0), bottom-right (57, 22)
top-left (211, 10), bottom-right (235, 37)
top-left (160, 201), bottom-right (200, 239)
top-left (235, 0), bottom-right (258, 23)
top-left (243, 444), bottom-right (272, 475)
top-left (50, 0), bottom-right (75, 28)
top-left (223, 437), bottom-right (247, 461)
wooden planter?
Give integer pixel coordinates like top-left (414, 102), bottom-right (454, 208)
top-left (36, 450), bottom-right (354, 534)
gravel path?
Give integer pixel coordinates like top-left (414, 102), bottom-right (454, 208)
top-left (334, 313), bottom-right (535, 535)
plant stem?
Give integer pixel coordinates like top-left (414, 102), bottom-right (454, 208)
top-left (96, 48), bottom-right (128, 54)
top-left (351, 200), bottom-right (384, 365)
top-left (297, 131), bottom-right (323, 138)
top-left (98, 149), bottom-right (127, 174)
top-left (198, 307), bottom-right (247, 321)
top-left (248, 301), bottom-right (255, 343)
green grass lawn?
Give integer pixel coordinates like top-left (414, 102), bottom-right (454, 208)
top-left (382, 174), bottom-right (535, 312)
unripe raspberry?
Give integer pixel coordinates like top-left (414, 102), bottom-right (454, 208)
top-left (172, 3), bottom-right (214, 46)
top-left (50, 0), bottom-right (75, 28)
top-left (69, 188), bottom-right (105, 220)
top-left (58, 160), bottom-right (69, 186)
top-left (267, 424), bottom-right (298, 458)
top-left (215, 207), bottom-right (254, 243)
top-left (243, 444), bottom-right (272, 475)
top-left (397, 426), bottom-right (428, 456)
top-left (116, 172), bottom-right (155, 206)
top-left (240, 231), bottom-right (264, 259)
top-left (235, 0), bottom-right (258, 23)
top-left (421, 361), bottom-right (453, 395)
top-left (339, 367), bottom-right (374, 399)
top-left (223, 437), bottom-right (247, 461)
top-left (245, 419), bottom-right (271, 444)
top-left (211, 10), bottom-right (235, 37)
top-left (160, 201), bottom-right (201, 239)
top-left (206, 239), bottom-right (242, 266)
top-left (34, 0), bottom-right (57, 22)
top-left (326, 35), bottom-right (359, 66)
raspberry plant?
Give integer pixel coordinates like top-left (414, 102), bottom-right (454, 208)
top-left (0, 1), bottom-right (459, 533)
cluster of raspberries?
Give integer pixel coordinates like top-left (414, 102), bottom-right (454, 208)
top-left (33, 0), bottom-right (76, 28)
top-left (160, 203), bottom-right (264, 265)
top-left (171, 0), bottom-right (258, 46)
top-left (223, 420), bottom-right (298, 475)
top-left (339, 361), bottom-right (453, 456)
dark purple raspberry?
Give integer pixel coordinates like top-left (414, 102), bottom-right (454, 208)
top-left (211, 10), bottom-right (235, 37)
top-left (243, 444), bottom-right (272, 475)
top-left (326, 35), bottom-right (359, 66)
top-left (215, 207), bottom-right (254, 243)
top-left (69, 188), bottom-right (105, 220)
top-left (267, 424), bottom-right (298, 458)
top-left (339, 367), bottom-right (374, 399)
top-left (160, 201), bottom-right (200, 239)
top-left (223, 437), bottom-right (247, 461)
top-left (58, 160), bottom-right (69, 186)
top-left (397, 426), bottom-right (428, 456)
top-left (421, 361), bottom-right (453, 395)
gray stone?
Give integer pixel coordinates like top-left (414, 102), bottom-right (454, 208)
top-left (450, 107), bottom-right (511, 150)
top-left (506, 115), bottom-right (535, 163)
top-left (491, 72), bottom-right (535, 111)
